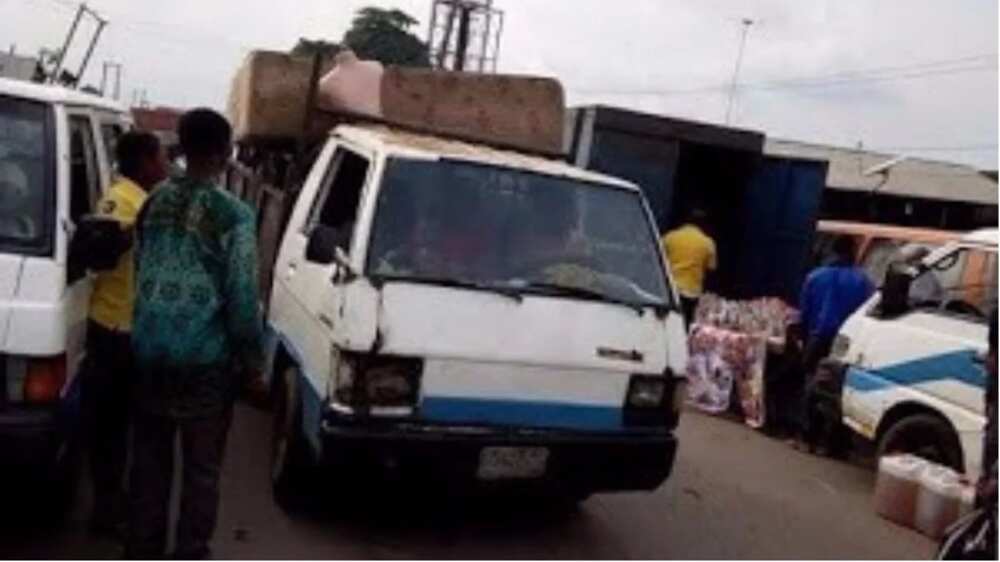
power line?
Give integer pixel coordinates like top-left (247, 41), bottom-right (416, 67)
top-left (573, 53), bottom-right (999, 96)
top-left (871, 144), bottom-right (998, 153)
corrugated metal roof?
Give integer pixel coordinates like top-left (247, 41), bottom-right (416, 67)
top-left (765, 138), bottom-right (998, 205)
top-left (335, 124), bottom-right (640, 191)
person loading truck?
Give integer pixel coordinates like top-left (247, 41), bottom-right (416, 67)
top-left (662, 207), bottom-right (717, 327)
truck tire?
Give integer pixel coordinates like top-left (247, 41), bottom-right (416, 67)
top-left (877, 413), bottom-right (963, 472)
top-left (271, 366), bottom-right (313, 510)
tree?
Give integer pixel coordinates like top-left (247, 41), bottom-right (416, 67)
top-left (342, 7), bottom-right (430, 68)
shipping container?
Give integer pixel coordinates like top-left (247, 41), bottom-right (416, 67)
top-left (565, 105), bottom-right (827, 303)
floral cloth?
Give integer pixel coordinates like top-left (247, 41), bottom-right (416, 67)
top-left (132, 176), bottom-right (263, 418)
top-left (686, 324), bottom-right (768, 427)
top-left (685, 295), bottom-right (796, 428)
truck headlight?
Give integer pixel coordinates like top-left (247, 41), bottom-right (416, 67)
top-left (331, 350), bottom-right (422, 410)
top-left (627, 375), bottom-right (667, 408)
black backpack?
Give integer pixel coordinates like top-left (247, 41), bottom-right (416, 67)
top-left (68, 215), bottom-right (132, 276)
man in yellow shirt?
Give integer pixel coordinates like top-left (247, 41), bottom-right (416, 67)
top-left (81, 131), bottom-right (167, 537)
top-left (662, 208), bottom-right (717, 327)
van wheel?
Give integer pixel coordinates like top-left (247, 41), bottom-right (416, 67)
top-left (877, 414), bottom-right (963, 472)
top-left (271, 366), bottom-right (312, 510)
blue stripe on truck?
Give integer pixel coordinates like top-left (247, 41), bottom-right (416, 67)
top-left (845, 350), bottom-right (986, 393)
top-left (421, 397), bottom-right (623, 432)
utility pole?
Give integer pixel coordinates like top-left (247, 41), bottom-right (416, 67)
top-left (101, 61), bottom-right (122, 99)
top-left (725, 18), bottom-right (753, 126)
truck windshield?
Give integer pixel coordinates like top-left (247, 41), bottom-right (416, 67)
top-left (367, 158), bottom-right (671, 310)
top-left (0, 96), bottom-right (53, 255)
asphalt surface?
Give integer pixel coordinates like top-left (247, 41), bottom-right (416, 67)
top-left (2, 405), bottom-right (934, 560)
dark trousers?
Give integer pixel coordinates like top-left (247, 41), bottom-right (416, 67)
top-left (81, 320), bottom-right (134, 526)
top-left (127, 408), bottom-right (232, 559)
top-left (681, 296), bottom-right (699, 329)
top-left (799, 336), bottom-right (834, 443)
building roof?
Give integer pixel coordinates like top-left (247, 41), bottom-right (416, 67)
top-left (334, 124), bottom-right (640, 191)
top-left (0, 76), bottom-right (126, 113)
top-left (818, 220), bottom-right (962, 245)
top-left (765, 138), bottom-right (998, 206)
top-left (0, 53), bottom-right (38, 82)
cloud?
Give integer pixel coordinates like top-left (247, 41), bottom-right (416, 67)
top-left (2, 0), bottom-right (994, 168)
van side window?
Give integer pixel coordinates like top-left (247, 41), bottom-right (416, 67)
top-left (911, 248), bottom-right (998, 321)
top-left (304, 148), bottom-right (370, 252)
top-left (68, 115), bottom-right (100, 223)
top-left (99, 122), bottom-right (124, 173)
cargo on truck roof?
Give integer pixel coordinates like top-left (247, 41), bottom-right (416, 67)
top-left (227, 50), bottom-right (566, 157)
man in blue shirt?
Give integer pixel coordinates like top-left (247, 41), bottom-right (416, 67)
top-left (799, 236), bottom-right (874, 364)
top-left (795, 236), bottom-right (873, 451)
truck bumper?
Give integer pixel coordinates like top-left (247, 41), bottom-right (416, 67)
top-left (319, 414), bottom-right (677, 493)
top-left (0, 407), bottom-right (62, 469)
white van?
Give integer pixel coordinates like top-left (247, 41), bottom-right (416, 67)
top-left (0, 78), bottom-right (130, 490)
top-left (264, 125), bottom-right (688, 503)
top-left (836, 229), bottom-right (998, 478)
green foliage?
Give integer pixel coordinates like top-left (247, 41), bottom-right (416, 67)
top-left (342, 7), bottom-right (430, 68)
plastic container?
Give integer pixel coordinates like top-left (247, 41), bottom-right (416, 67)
top-left (915, 464), bottom-right (965, 539)
top-left (874, 454), bottom-right (928, 528)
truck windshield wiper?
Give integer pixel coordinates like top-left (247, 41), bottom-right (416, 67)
top-left (517, 281), bottom-right (653, 315)
top-left (378, 276), bottom-right (524, 303)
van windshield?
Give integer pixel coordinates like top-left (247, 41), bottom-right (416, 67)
top-left (367, 158), bottom-right (671, 310)
top-left (0, 96), bottom-right (53, 255)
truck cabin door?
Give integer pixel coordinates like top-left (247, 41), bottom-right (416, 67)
top-left (64, 110), bottom-right (105, 380)
top-left (857, 245), bottom-right (996, 413)
top-left (275, 144), bottom-right (372, 387)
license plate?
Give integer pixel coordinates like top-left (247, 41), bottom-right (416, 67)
top-left (477, 447), bottom-right (549, 480)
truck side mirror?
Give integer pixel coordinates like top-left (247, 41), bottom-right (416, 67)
top-left (305, 225), bottom-right (343, 265)
top-left (878, 267), bottom-right (913, 318)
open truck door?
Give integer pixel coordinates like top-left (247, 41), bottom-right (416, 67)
top-left (740, 156), bottom-right (827, 303)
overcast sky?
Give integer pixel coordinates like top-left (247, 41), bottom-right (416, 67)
top-left (3, 0), bottom-right (997, 168)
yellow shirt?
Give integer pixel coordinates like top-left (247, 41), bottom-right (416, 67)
top-left (662, 224), bottom-right (717, 298)
top-left (88, 178), bottom-right (147, 332)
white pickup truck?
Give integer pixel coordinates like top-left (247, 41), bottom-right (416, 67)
top-left (255, 123), bottom-right (689, 505)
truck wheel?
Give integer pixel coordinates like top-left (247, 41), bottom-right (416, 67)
top-left (877, 414), bottom-right (963, 472)
top-left (271, 366), bottom-right (313, 510)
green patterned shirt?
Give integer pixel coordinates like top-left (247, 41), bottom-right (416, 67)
top-left (132, 176), bottom-right (263, 417)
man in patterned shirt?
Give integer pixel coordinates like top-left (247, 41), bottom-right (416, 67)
top-left (127, 109), bottom-right (262, 559)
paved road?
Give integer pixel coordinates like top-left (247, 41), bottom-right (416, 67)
top-left (2, 406), bottom-right (933, 559)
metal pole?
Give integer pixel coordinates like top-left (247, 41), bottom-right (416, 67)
top-left (113, 64), bottom-right (121, 100)
top-left (100, 61), bottom-right (109, 95)
top-left (436, 1), bottom-right (458, 69)
top-left (51, 3), bottom-right (85, 84)
top-left (427, 1), bottom-right (438, 63)
top-left (454, 4), bottom-right (472, 71)
top-left (76, 17), bottom-right (107, 89)
top-left (725, 18), bottom-right (753, 125)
